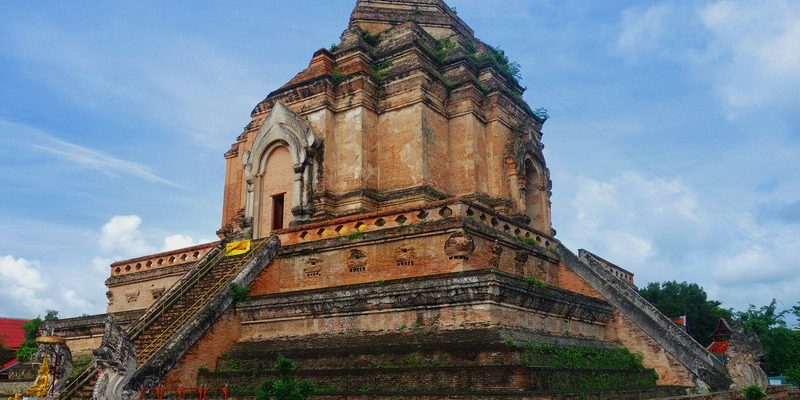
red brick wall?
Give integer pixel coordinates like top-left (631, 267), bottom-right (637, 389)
top-left (162, 309), bottom-right (242, 387)
top-left (556, 262), bottom-right (605, 299)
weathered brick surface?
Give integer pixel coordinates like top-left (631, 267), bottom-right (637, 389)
top-left (241, 269), bottom-right (611, 342)
top-left (220, 3), bottom-right (551, 237)
top-left (606, 310), bottom-right (694, 386)
top-left (556, 262), bottom-right (605, 300)
top-left (560, 247), bottom-right (731, 389)
top-left (162, 310), bottom-right (241, 388)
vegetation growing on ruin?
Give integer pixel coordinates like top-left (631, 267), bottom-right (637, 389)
top-left (369, 60), bottom-right (392, 86)
top-left (70, 354), bottom-right (91, 379)
top-left (515, 341), bottom-right (646, 371)
top-left (351, 29), bottom-right (381, 47)
top-left (743, 384), bottom-right (767, 400)
top-left (256, 355), bottom-right (317, 400)
top-left (329, 70), bottom-right (345, 87)
top-left (430, 37), bottom-right (456, 63)
top-left (464, 41), bottom-right (522, 83)
top-left (229, 283), bottom-right (251, 303)
top-left (520, 236), bottom-right (539, 247)
top-left (345, 231), bottom-right (366, 240)
top-left (525, 277), bottom-right (547, 289)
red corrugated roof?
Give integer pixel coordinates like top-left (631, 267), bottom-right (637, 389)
top-left (0, 318), bottom-right (28, 349)
top-left (707, 341), bottom-right (729, 354)
top-left (2, 358), bottom-right (18, 370)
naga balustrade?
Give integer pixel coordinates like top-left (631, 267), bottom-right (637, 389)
top-left (59, 243), bottom-right (226, 399)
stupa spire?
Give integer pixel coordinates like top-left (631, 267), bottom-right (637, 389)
top-left (349, 0), bottom-right (474, 39)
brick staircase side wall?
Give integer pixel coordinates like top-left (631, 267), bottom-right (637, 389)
top-left (557, 244), bottom-right (731, 389)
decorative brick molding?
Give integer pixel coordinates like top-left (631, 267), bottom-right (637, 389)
top-left (109, 242), bottom-right (218, 277)
top-left (239, 269), bottom-right (612, 326)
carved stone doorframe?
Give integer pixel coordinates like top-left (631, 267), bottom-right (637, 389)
top-left (242, 101), bottom-right (321, 238)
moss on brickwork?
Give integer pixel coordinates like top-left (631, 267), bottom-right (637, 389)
top-left (205, 339), bottom-right (662, 397)
top-left (515, 341), bottom-right (646, 370)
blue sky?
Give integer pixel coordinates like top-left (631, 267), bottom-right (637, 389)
top-left (1, 0), bottom-right (798, 322)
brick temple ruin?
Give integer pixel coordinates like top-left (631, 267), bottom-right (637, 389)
top-left (47, 1), bottom-right (765, 398)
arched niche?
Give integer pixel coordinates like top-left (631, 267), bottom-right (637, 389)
top-left (242, 101), bottom-right (322, 238)
top-left (522, 157), bottom-right (549, 231)
top-left (505, 128), bottom-right (553, 234)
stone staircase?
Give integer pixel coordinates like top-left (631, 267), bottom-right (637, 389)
top-left (59, 236), bottom-right (280, 399)
top-left (200, 329), bottom-right (688, 399)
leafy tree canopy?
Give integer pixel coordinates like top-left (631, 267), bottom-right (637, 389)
top-left (15, 310), bottom-right (58, 362)
top-left (736, 299), bottom-right (799, 376)
top-left (639, 281), bottom-right (732, 346)
top-left (736, 299), bottom-right (788, 337)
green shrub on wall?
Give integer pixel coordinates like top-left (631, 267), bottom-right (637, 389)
top-left (70, 354), bottom-right (92, 379)
top-left (742, 385), bottom-right (766, 400)
top-left (229, 283), bottom-right (251, 303)
top-left (256, 355), bottom-right (316, 400)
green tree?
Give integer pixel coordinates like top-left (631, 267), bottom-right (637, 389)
top-left (256, 355), bottom-right (316, 400)
top-left (639, 281), bottom-right (732, 346)
top-left (786, 365), bottom-right (800, 386)
top-left (735, 300), bottom-right (800, 376)
top-left (15, 310), bottom-right (58, 362)
top-left (736, 300), bottom-right (787, 337)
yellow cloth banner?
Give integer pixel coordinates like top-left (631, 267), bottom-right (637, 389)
top-left (225, 239), bottom-right (251, 256)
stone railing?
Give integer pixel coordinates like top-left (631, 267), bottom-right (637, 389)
top-left (109, 242), bottom-right (218, 277)
top-left (557, 245), bottom-right (732, 389)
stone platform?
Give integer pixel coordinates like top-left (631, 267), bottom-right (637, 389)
top-left (198, 328), bottom-right (685, 399)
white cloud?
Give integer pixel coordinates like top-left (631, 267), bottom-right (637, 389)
top-left (557, 170), bottom-right (800, 311)
top-left (698, 0), bottom-right (800, 115)
top-left (162, 234), bottom-right (199, 251)
top-left (0, 118), bottom-right (177, 187)
top-left (98, 215), bottom-right (152, 257)
top-left (615, 0), bottom-right (800, 118)
top-left (94, 214), bottom-right (210, 267)
top-left (616, 4), bottom-right (674, 57)
top-left (0, 214), bottom-right (212, 317)
top-left (0, 255), bottom-right (54, 315)
top-left (0, 255), bottom-right (47, 291)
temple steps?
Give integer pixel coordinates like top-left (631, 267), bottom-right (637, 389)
top-left (132, 253), bottom-right (251, 363)
top-left (202, 329), bottom-right (685, 400)
top-left (201, 366), bottom-right (673, 394)
top-left (309, 389), bottom-right (687, 400)
top-left (60, 237), bottom-right (280, 399)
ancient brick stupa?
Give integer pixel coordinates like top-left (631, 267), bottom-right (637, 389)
top-left (52, 1), bottom-right (737, 398)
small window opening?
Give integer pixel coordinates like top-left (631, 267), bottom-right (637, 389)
top-left (272, 193), bottom-right (285, 230)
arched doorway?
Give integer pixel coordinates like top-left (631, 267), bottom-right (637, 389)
top-left (255, 145), bottom-right (294, 237)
